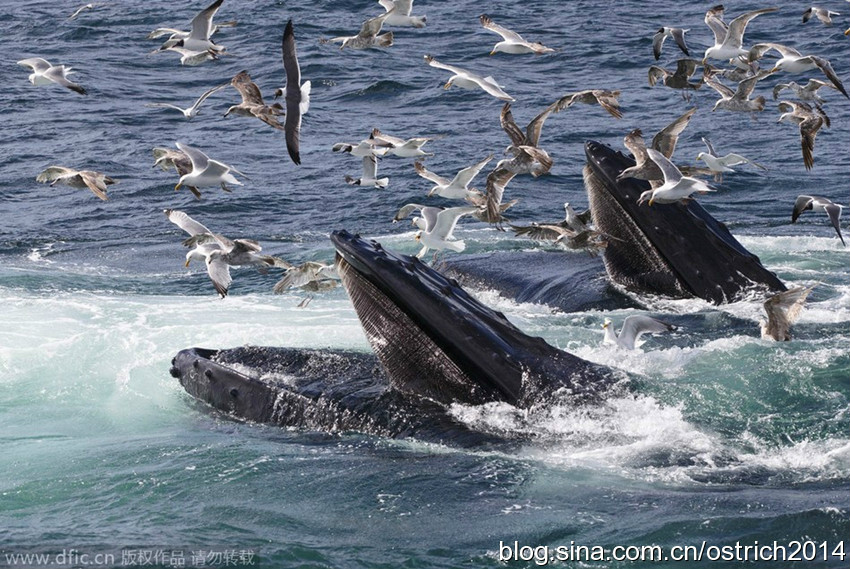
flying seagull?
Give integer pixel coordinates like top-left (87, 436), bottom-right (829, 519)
top-left (36, 166), bottom-right (115, 201)
top-left (479, 14), bottom-right (555, 55)
top-left (791, 195), bottom-right (844, 245)
top-left (652, 27), bottom-right (689, 60)
top-left (777, 100), bottom-right (830, 170)
top-left (602, 315), bottom-right (675, 350)
top-left (224, 70), bottom-right (285, 130)
top-left (145, 82), bottom-right (228, 119)
top-left (424, 55), bottom-right (514, 101)
top-left (378, 0), bottom-right (426, 28)
top-left (344, 155), bottom-right (388, 188)
top-left (173, 142), bottom-right (246, 196)
top-left (696, 137), bottom-right (766, 182)
top-left (761, 285), bottom-right (816, 341)
top-left (18, 58), bottom-right (86, 95)
top-left (281, 20), bottom-right (310, 165)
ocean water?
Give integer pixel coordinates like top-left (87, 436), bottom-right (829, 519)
top-left (1, 0), bottom-right (848, 567)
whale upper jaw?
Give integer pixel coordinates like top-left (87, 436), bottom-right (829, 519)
top-left (583, 141), bottom-right (786, 304)
top-left (331, 230), bottom-right (613, 408)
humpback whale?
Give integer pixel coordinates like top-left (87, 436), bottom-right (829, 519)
top-left (583, 141), bottom-right (785, 304)
top-left (171, 231), bottom-right (616, 441)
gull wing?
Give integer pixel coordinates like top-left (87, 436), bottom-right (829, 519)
top-left (190, 82), bottom-right (228, 113)
top-left (748, 42), bottom-right (801, 62)
top-left (36, 166), bottom-right (76, 183)
top-left (189, 0), bottom-right (223, 42)
top-left (552, 90), bottom-right (622, 119)
top-left (703, 75), bottom-right (735, 99)
top-left (479, 14), bottom-right (525, 43)
top-left (652, 29), bottom-right (666, 61)
top-left (231, 70), bottom-right (265, 105)
top-left (648, 65), bottom-right (669, 86)
top-left (17, 58), bottom-right (52, 72)
top-left (704, 5), bottom-right (728, 43)
top-left (175, 142), bottom-right (209, 172)
top-left (414, 161), bottom-right (451, 186)
top-left (473, 75), bottom-right (514, 101)
top-left (362, 154), bottom-right (378, 179)
top-left (618, 315), bottom-right (674, 350)
top-left (371, 128), bottom-right (406, 147)
top-left (525, 103), bottom-right (556, 147)
top-left (809, 56), bottom-right (849, 98)
top-left (721, 8), bottom-right (779, 51)
top-left (645, 148), bottom-right (682, 185)
top-left (762, 285), bottom-right (815, 341)
top-left (424, 55), bottom-right (468, 77)
top-left (393, 0), bottom-right (413, 16)
top-left (206, 254), bottom-right (232, 298)
top-left (358, 12), bottom-right (389, 38)
top-left (450, 155), bottom-right (493, 188)
top-left (823, 203), bottom-right (845, 245)
top-left (164, 209), bottom-right (213, 237)
top-left (484, 166), bottom-right (516, 223)
top-left (511, 223), bottom-right (568, 242)
top-left (79, 171), bottom-right (109, 201)
top-left (701, 136), bottom-right (718, 156)
top-left (431, 206), bottom-right (478, 240)
top-left (651, 107), bottom-right (696, 159)
top-left (623, 129), bottom-right (648, 165)
top-left (671, 28), bottom-right (689, 56)
top-left (500, 103), bottom-right (527, 147)
top-left (799, 116), bottom-right (823, 170)
top-left (673, 58), bottom-right (699, 79)
top-left (282, 20), bottom-right (303, 164)
top-left (43, 66), bottom-right (86, 95)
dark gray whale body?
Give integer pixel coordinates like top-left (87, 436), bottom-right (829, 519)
top-left (170, 141), bottom-right (786, 441)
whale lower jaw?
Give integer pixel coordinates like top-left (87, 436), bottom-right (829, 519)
top-left (331, 230), bottom-right (614, 408)
top-left (583, 141), bottom-right (786, 304)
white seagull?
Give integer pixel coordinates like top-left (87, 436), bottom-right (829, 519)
top-left (414, 206), bottom-right (479, 259)
top-left (281, 19), bottom-right (311, 165)
top-left (370, 128), bottom-right (434, 158)
top-left (696, 137), bottom-right (766, 182)
top-left (479, 14), bottom-right (555, 55)
top-left (145, 82), bottom-right (228, 118)
top-left (702, 6), bottom-right (779, 63)
top-left (792, 195), bottom-right (845, 245)
top-left (17, 58), bottom-right (86, 95)
top-left (602, 316), bottom-right (675, 350)
top-left (173, 142), bottom-right (246, 196)
top-left (413, 155), bottom-right (492, 201)
top-left (641, 148), bottom-right (714, 206)
top-left (802, 7), bottom-right (840, 25)
top-left (378, 0), bottom-right (426, 28)
top-left (747, 43), bottom-right (849, 99)
top-left (344, 155), bottom-right (388, 188)
top-left (424, 55), bottom-right (514, 101)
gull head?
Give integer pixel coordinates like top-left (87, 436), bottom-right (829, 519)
top-left (601, 318), bottom-right (612, 329)
top-left (696, 152), bottom-right (705, 161)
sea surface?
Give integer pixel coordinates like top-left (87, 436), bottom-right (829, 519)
top-left (1, 0), bottom-right (848, 567)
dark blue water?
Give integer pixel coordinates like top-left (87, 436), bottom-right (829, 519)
top-left (1, 1), bottom-right (848, 567)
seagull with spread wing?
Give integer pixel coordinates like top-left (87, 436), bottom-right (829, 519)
top-left (36, 166), bottom-right (115, 201)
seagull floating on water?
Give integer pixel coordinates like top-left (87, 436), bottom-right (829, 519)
top-left (479, 14), bottom-right (555, 55)
top-left (792, 195), bottom-right (844, 245)
top-left (18, 58), bottom-right (86, 95)
top-left (36, 166), bottom-right (115, 201)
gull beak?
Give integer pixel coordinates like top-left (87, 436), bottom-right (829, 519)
top-left (696, 155), bottom-right (701, 161)
top-left (489, 50), bottom-right (496, 56)
top-left (701, 57), bottom-right (707, 66)
top-left (648, 197), bottom-right (656, 207)
top-left (175, 182), bottom-right (182, 191)
top-left (769, 66), bottom-right (779, 73)
top-left (443, 81), bottom-right (452, 90)
top-left (184, 259), bottom-right (190, 268)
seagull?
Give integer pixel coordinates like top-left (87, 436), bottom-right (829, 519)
top-left (173, 142), bottom-right (246, 195)
top-left (344, 155), bottom-right (388, 188)
top-left (332, 139), bottom-right (389, 158)
top-left (652, 27), bottom-right (689, 60)
top-left (224, 70), bottom-right (285, 130)
top-left (149, 19), bottom-right (236, 49)
top-left (747, 43), bottom-right (849, 98)
top-left (144, 82), bottom-right (228, 118)
top-left (479, 164), bottom-right (520, 226)
top-left (479, 14), bottom-right (555, 55)
top-left (696, 137), bottom-right (767, 182)
top-left (69, 3), bottom-right (100, 20)
top-left (152, 147), bottom-right (202, 198)
top-left (777, 100), bottom-right (830, 170)
top-left (173, 0), bottom-right (227, 53)
top-left (324, 12), bottom-right (393, 49)
top-left (35, 166), bottom-right (115, 201)
top-left (641, 148), bottom-right (715, 206)
top-left (17, 58), bottom-right (86, 95)
top-left (511, 203), bottom-right (605, 251)
top-left (703, 69), bottom-right (773, 112)
top-left (281, 20), bottom-right (310, 165)
top-left (413, 155), bottom-right (492, 201)
top-left (273, 261), bottom-right (340, 305)
top-left (498, 102), bottom-right (555, 177)
top-left (761, 285), bottom-right (816, 341)
top-left (617, 107), bottom-right (697, 186)
top-left (424, 55), bottom-right (514, 101)
top-left (414, 206), bottom-right (479, 259)
top-left (648, 59), bottom-right (703, 97)
top-left (602, 315), bottom-right (675, 350)
top-left (802, 7), bottom-right (839, 25)
top-left (370, 129), bottom-right (435, 158)
top-left (792, 196), bottom-right (845, 245)
top-left (549, 89), bottom-right (622, 119)
top-left (702, 6), bottom-right (779, 63)
top-left (164, 209), bottom-right (284, 298)
top-left (378, 0), bottom-right (426, 28)
top-left (161, 46), bottom-right (221, 66)
top-left (773, 79), bottom-right (839, 104)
